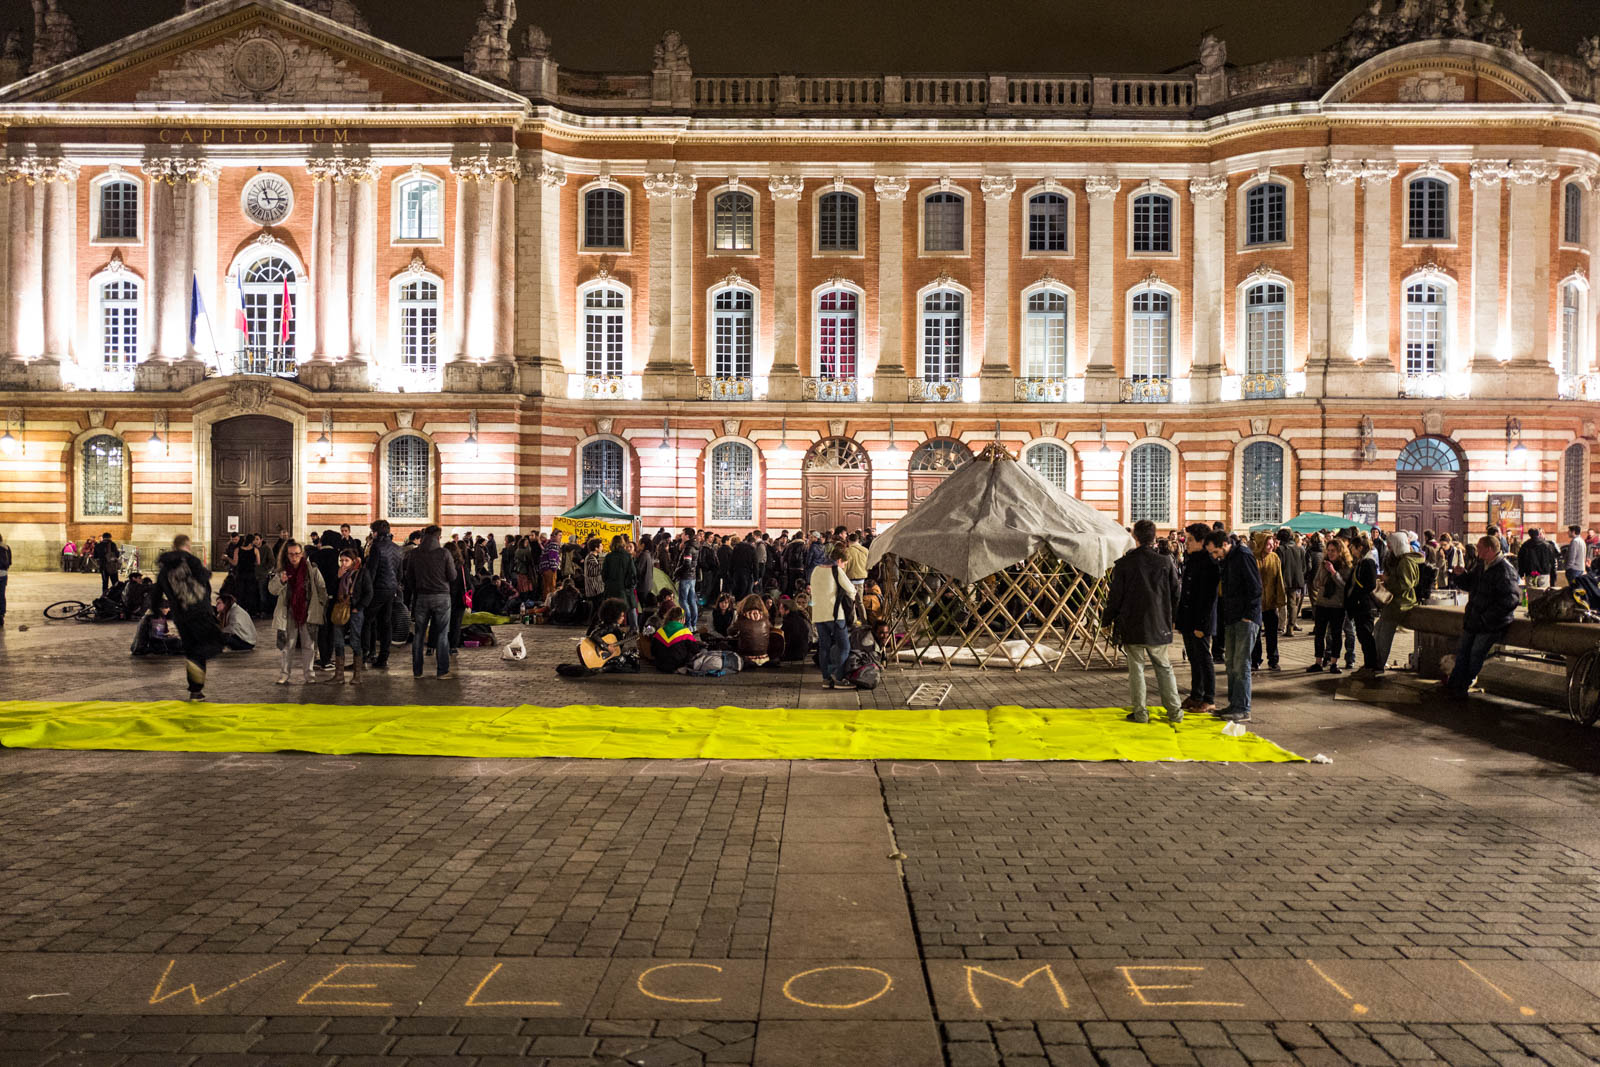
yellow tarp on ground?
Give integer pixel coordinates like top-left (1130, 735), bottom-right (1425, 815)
top-left (0, 701), bottom-right (1303, 762)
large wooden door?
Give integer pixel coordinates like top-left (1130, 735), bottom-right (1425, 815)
top-left (1394, 436), bottom-right (1466, 536)
top-left (212, 415), bottom-right (293, 560)
top-left (802, 438), bottom-right (872, 533)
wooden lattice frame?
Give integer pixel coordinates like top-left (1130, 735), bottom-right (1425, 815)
top-left (879, 548), bottom-right (1122, 672)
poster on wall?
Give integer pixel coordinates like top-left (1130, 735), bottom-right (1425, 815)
top-left (1488, 494), bottom-right (1525, 539)
top-left (1342, 492), bottom-right (1379, 528)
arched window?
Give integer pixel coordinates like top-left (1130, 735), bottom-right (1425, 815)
top-left (583, 187), bottom-right (626, 249)
top-left (386, 434), bottom-right (431, 520)
top-left (97, 180), bottom-right (140, 242)
top-left (712, 190), bottom-right (754, 252)
top-left (920, 289), bottom-right (963, 382)
top-left (1407, 177), bottom-right (1449, 241)
top-left (709, 441), bottom-right (755, 523)
top-left (1564, 183), bottom-right (1583, 246)
top-left (1131, 192), bottom-right (1172, 253)
top-left (1023, 290), bottom-right (1068, 377)
top-left (1025, 442), bottom-right (1070, 494)
top-left (1027, 192), bottom-right (1068, 252)
top-left (923, 191), bottom-right (965, 252)
top-left (240, 256), bottom-right (297, 376)
top-left (1130, 291), bottom-right (1171, 378)
top-left (1244, 183), bottom-right (1287, 246)
top-left (1403, 282), bottom-right (1445, 377)
top-left (1395, 437), bottom-right (1460, 472)
top-left (711, 287), bottom-right (754, 380)
top-left (817, 289), bottom-right (858, 381)
top-left (397, 277), bottom-right (440, 373)
top-left (817, 191), bottom-right (859, 252)
top-left (581, 438), bottom-right (625, 508)
top-left (1561, 283), bottom-right (1583, 377)
top-left (1563, 443), bottom-right (1586, 528)
top-left (1240, 441), bottom-right (1285, 528)
top-left (1245, 282), bottom-right (1286, 377)
top-left (909, 438), bottom-right (971, 473)
top-left (395, 174), bottom-right (443, 241)
top-left (96, 276), bottom-right (140, 370)
top-left (582, 285), bottom-right (626, 377)
top-left (81, 434), bottom-right (125, 518)
top-left (1129, 443), bottom-right (1172, 525)
top-left (805, 437), bottom-right (870, 471)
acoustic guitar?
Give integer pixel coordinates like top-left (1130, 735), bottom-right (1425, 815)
top-left (578, 631), bottom-right (637, 669)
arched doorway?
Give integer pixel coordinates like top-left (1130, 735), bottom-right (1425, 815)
top-left (908, 437), bottom-right (972, 507)
top-left (803, 437), bottom-right (871, 533)
top-left (237, 256), bottom-right (300, 376)
top-left (211, 415), bottom-right (293, 561)
top-left (1395, 435), bottom-right (1465, 535)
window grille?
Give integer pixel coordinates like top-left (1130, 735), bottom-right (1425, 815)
top-left (81, 435), bottom-right (124, 517)
top-left (1241, 441), bottom-right (1284, 527)
top-left (1563, 443), bottom-right (1586, 528)
top-left (386, 435), bottom-right (430, 520)
top-left (710, 441), bottom-right (754, 522)
top-left (581, 439), bottom-right (625, 508)
top-left (1130, 443), bottom-right (1171, 524)
top-left (1025, 442), bottom-right (1070, 494)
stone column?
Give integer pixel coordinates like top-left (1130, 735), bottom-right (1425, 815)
top-left (768, 174), bottom-right (805, 402)
top-left (5, 161), bottom-right (42, 360)
top-left (1361, 161), bottom-right (1399, 367)
top-left (1469, 160), bottom-right (1507, 369)
top-left (449, 154), bottom-right (484, 363)
top-left (40, 161), bottom-right (79, 362)
top-left (872, 176), bottom-right (909, 392)
top-left (346, 160), bottom-right (379, 366)
top-left (1083, 176), bottom-right (1119, 402)
top-left (186, 161), bottom-right (220, 362)
top-left (978, 175), bottom-right (1015, 402)
top-left (306, 158), bottom-right (338, 363)
top-left (142, 157), bottom-right (188, 362)
top-left (1584, 166), bottom-right (1600, 374)
top-left (670, 174), bottom-right (697, 391)
top-left (1188, 175), bottom-right (1227, 399)
top-left (515, 161), bottom-right (565, 395)
top-left (328, 176), bottom-right (352, 362)
top-left (1302, 162), bottom-right (1330, 384)
top-left (643, 171), bottom-right (676, 390)
top-left (1325, 161), bottom-right (1360, 366)
top-left (489, 156), bottom-right (520, 362)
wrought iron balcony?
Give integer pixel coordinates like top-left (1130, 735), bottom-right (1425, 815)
top-left (1240, 373), bottom-right (1287, 399)
top-left (802, 376), bottom-right (858, 402)
top-left (1559, 373), bottom-right (1600, 400)
top-left (1015, 376), bottom-right (1082, 403)
top-left (1120, 375), bottom-right (1172, 403)
top-left (908, 377), bottom-right (965, 402)
top-left (696, 375), bottom-right (755, 401)
top-left (577, 374), bottom-right (637, 400)
top-left (1399, 372), bottom-right (1447, 399)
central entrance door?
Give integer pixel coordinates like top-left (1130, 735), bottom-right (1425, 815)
top-left (1394, 435), bottom-right (1465, 535)
top-left (802, 437), bottom-right (871, 533)
top-left (212, 415), bottom-right (294, 560)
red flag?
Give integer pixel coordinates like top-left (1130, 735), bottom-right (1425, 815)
top-left (279, 276), bottom-right (293, 344)
top-left (234, 269), bottom-right (248, 335)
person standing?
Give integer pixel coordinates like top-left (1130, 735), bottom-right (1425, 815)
top-left (730, 534), bottom-right (758, 600)
top-left (1104, 520), bottom-right (1183, 724)
top-left (1176, 522), bottom-right (1218, 714)
top-left (1343, 533), bottom-right (1381, 672)
top-left (844, 532), bottom-right (870, 585)
top-left (92, 532), bottom-right (121, 596)
top-left (1277, 530), bottom-right (1307, 636)
top-left (1372, 531), bottom-right (1422, 676)
top-left (809, 543), bottom-right (858, 689)
top-left (329, 548), bottom-right (371, 685)
top-left (1516, 527), bottom-right (1558, 584)
top-left (1441, 535), bottom-right (1521, 698)
top-left (0, 532), bottom-right (9, 629)
top-left (603, 534), bottom-right (639, 632)
top-left (268, 540), bottom-right (328, 686)
top-left (1251, 532), bottom-right (1286, 672)
top-left (364, 520), bottom-right (401, 670)
top-left (675, 532), bottom-right (700, 630)
top-left (404, 525), bottom-right (458, 679)
top-left (1562, 525), bottom-right (1587, 586)
top-left (1207, 529), bottom-right (1261, 723)
top-left (310, 531), bottom-right (342, 671)
top-left (151, 535), bottom-right (225, 701)
top-left (1306, 538), bottom-right (1350, 674)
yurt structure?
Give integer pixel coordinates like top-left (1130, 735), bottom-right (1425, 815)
top-left (866, 443), bottom-right (1135, 672)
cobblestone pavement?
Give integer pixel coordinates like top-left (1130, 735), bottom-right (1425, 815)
top-left (3, 573), bottom-right (1600, 1065)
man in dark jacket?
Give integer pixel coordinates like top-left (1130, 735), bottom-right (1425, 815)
top-left (1176, 522), bottom-right (1219, 714)
top-left (364, 520), bottom-right (402, 669)
top-left (92, 532), bottom-right (120, 595)
top-left (1207, 529), bottom-right (1262, 723)
top-left (1276, 530), bottom-right (1307, 635)
top-left (403, 525), bottom-right (458, 678)
top-left (729, 534), bottom-right (758, 600)
top-left (150, 535), bottom-right (224, 701)
top-left (1104, 520), bottom-right (1182, 724)
top-left (1442, 535), bottom-right (1521, 697)
top-left (310, 531), bottom-right (342, 670)
top-left (1515, 528), bottom-right (1559, 582)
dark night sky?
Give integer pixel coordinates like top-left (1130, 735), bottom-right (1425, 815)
top-left (3, 0), bottom-right (1599, 75)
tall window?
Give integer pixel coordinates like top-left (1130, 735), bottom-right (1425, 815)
top-left (817, 191), bottom-right (858, 252)
top-left (1130, 291), bottom-right (1171, 378)
top-left (386, 434), bottom-right (431, 520)
top-left (1245, 282), bottom-right (1286, 377)
top-left (711, 288), bottom-right (754, 380)
top-left (581, 439), bottom-right (625, 508)
top-left (713, 190), bottom-right (754, 252)
top-left (1407, 177), bottom-right (1449, 241)
top-left (1563, 443), bottom-right (1586, 528)
top-left (398, 278), bottom-right (440, 373)
top-left (710, 441), bottom-right (754, 523)
top-left (81, 434), bottom-right (124, 518)
top-left (1565, 183), bottom-right (1584, 245)
top-left (1129, 443), bottom-right (1172, 525)
top-left (582, 286), bottom-right (626, 377)
top-left (817, 289), bottom-right (858, 380)
top-left (1023, 290), bottom-right (1068, 377)
top-left (1241, 441), bottom-right (1285, 528)
top-left (396, 175), bottom-right (442, 241)
top-left (921, 289), bottom-right (963, 382)
top-left (923, 191), bottom-right (964, 252)
top-left (1244, 183), bottom-right (1286, 246)
top-left (97, 180), bottom-right (139, 242)
top-left (1027, 192), bottom-right (1068, 252)
top-left (1025, 442), bottom-right (1070, 494)
top-left (240, 256), bottom-right (297, 376)
top-left (1403, 282), bottom-right (1445, 376)
top-left (1132, 192), bottom-right (1172, 253)
top-left (583, 187), bottom-right (626, 249)
top-left (1562, 283), bottom-right (1582, 376)
top-left (98, 278), bottom-right (140, 370)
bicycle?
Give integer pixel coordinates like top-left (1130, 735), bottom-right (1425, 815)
top-left (43, 599), bottom-right (96, 622)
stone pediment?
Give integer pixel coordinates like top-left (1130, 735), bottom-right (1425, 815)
top-left (1322, 39), bottom-right (1570, 106)
top-left (0, 0), bottom-right (528, 110)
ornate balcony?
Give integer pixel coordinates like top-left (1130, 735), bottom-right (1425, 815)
top-left (1014, 376), bottom-right (1082, 403)
top-left (1240, 373), bottom-right (1287, 399)
top-left (1559, 373), bottom-right (1600, 400)
top-left (803, 376), bottom-right (858, 402)
top-left (571, 374), bottom-right (642, 400)
top-left (1399, 372), bottom-right (1446, 399)
top-left (1120, 376), bottom-right (1172, 403)
top-left (908, 377), bottom-right (965, 403)
top-left (696, 375), bottom-right (755, 401)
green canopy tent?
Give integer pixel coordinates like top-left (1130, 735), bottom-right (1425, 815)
top-left (552, 491), bottom-right (639, 544)
top-left (1250, 511), bottom-right (1373, 535)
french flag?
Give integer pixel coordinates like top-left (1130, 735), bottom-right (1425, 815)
top-left (234, 269), bottom-right (248, 337)
top-left (280, 276), bottom-right (293, 343)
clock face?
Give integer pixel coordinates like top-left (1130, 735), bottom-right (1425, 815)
top-left (242, 174), bottom-right (293, 226)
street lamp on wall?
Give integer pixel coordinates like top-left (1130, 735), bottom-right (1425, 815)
top-left (1357, 415), bottom-right (1377, 463)
top-left (775, 418), bottom-right (792, 458)
top-left (0, 408), bottom-right (21, 458)
top-left (885, 418), bottom-right (899, 453)
top-left (313, 410), bottom-right (333, 463)
top-left (658, 416), bottom-right (671, 451)
top-left (1506, 416), bottom-right (1527, 466)
top-left (146, 411), bottom-right (167, 458)
top-left (464, 410), bottom-right (480, 460)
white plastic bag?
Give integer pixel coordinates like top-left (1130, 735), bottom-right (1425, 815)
top-left (1221, 720), bottom-right (1247, 737)
top-left (501, 632), bottom-right (527, 661)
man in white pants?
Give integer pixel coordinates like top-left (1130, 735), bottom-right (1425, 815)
top-left (1103, 519), bottom-right (1183, 724)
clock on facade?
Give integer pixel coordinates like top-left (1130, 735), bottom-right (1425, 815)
top-left (241, 173), bottom-right (293, 226)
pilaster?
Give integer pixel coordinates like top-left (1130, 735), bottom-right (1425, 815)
top-left (1084, 175), bottom-right (1119, 402)
top-left (1188, 175), bottom-right (1227, 401)
top-left (1469, 160), bottom-right (1508, 369)
top-left (873, 175), bottom-right (909, 390)
top-left (643, 170), bottom-right (675, 390)
top-left (978, 174), bottom-right (1015, 403)
top-left (1302, 162), bottom-right (1330, 387)
top-left (516, 162), bottom-right (565, 395)
top-left (1361, 160), bottom-right (1398, 367)
top-left (768, 174), bottom-right (805, 402)
top-left (4, 160), bottom-right (42, 361)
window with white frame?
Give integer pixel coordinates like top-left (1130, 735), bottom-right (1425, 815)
top-left (1562, 283), bottom-right (1583, 376)
top-left (1240, 440), bottom-right (1285, 528)
top-left (923, 191), bottom-right (964, 252)
top-left (97, 277), bottom-right (140, 370)
top-left (1025, 442), bottom-right (1070, 494)
top-left (710, 441), bottom-right (755, 523)
top-left (582, 286), bottom-right (626, 377)
top-left (1563, 442), bottom-right (1586, 528)
top-left (397, 277), bottom-right (440, 373)
top-left (1245, 282), bottom-right (1286, 377)
top-left (581, 438), bottom-right (625, 508)
top-left (395, 174), bottom-right (443, 242)
top-left (1130, 291), bottom-right (1171, 378)
top-left (817, 289), bottom-right (858, 381)
top-left (1244, 182), bottom-right (1287, 246)
top-left (386, 434), bottom-right (431, 520)
top-left (583, 187), bottom-right (626, 249)
top-left (81, 434), bottom-right (125, 518)
top-left (713, 190), bottom-right (754, 252)
top-left (1565, 183), bottom-right (1584, 246)
top-left (817, 191), bottom-right (859, 252)
top-left (921, 289), bottom-right (963, 382)
top-left (1407, 177), bottom-right (1450, 241)
top-left (1403, 282), bottom-right (1445, 376)
top-left (239, 256), bottom-right (297, 376)
top-left (1129, 443), bottom-right (1172, 525)
top-left (1131, 192), bottom-right (1172, 253)
top-left (1023, 290), bottom-right (1068, 377)
top-left (711, 287), bottom-right (754, 380)
top-left (97, 180), bottom-right (139, 242)
top-left (1027, 192), bottom-right (1068, 252)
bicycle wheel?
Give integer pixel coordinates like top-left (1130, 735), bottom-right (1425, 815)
top-left (1567, 648), bottom-right (1600, 727)
top-left (44, 599), bottom-right (90, 621)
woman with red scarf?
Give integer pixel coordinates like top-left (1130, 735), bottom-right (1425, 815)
top-left (268, 540), bottom-right (328, 685)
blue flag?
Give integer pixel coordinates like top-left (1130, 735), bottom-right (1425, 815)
top-left (189, 274), bottom-right (203, 345)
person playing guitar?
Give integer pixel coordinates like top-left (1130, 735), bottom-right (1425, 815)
top-left (578, 597), bottom-right (639, 673)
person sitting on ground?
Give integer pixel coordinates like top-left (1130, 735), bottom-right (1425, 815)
top-left (578, 597), bottom-right (638, 674)
top-left (131, 607), bottom-right (185, 656)
top-left (216, 593), bottom-right (256, 651)
top-left (781, 594), bottom-right (815, 662)
top-left (650, 605), bottom-right (702, 673)
top-left (548, 578), bottom-right (590, 627)
top-left (121, 572), bottom-right (153, 619)
top-left (708, 592), bottom-right (737, 638)
top-left (860, 579), bottom-right (885, 625)
top-left (728, 594), bottom-right (778, 667)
